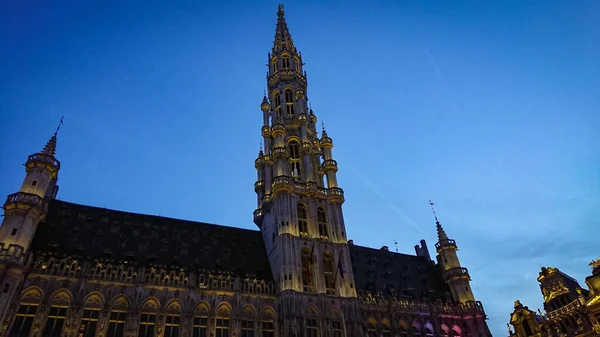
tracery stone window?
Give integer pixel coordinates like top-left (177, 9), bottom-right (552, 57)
top-left (305, 307), bottom-right (319, 337)
top-left (285, 89), bottom-right (294, 115)
top-left (240, 306), bottom-right (255, 337)
top-left (301, 248), bottom-right (313, 292)
top-left (79, 295), bottom-right (102, 337)
top-left (381, 322), bottom-right (392, 337)
top-left (137, 300), bottom-right (158, 337)
top-left (215, 306), bottom-right (230, 337)
top-left (261, 308), bottom-right (276, 337)
top-left (323, 252), bottom-right (335, 294)
top-left (282, 55), bottom-right (290, 69)
top-left (107, 297), bottom-right (128, 337)
top-left (272, 58), bottom-right (278, 73)
top-left (289, 141), bottom-right (301, 181)
top-left (331, 309), bottom-right (343, 337)
top-left (297, 204), bottom-right (308, 236)
top-left (43, 291), bottom-right (70, 337)
top-left (9, 289), bottom-right (41, 337)
top-left (317, 207), bottom-right (329, 239)
top-left (294, 57), bottom-right (301, 73)
top-left (192, 303), bottom-right (209, 337)
top-left (273, 92), bottom-right (281, 112)
top-left (366, 320), bottom-right (377, 337)
top-left (164, 302), bottom-right (182, 337)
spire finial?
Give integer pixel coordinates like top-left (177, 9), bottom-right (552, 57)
top-left (429, 200), bottom-right (449, 241)
top-left (41, 116), bottom-right (63, 156)
top-left (54, 116), bottom-right (64, 137)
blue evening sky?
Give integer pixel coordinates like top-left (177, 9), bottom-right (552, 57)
top-left (1, 1), bottom-right (598, 335)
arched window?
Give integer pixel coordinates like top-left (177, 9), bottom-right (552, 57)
top-left (301, 248), bottom-right (313, 292)
top-left (282, 55), bottom-right (290, 69)
top-left (10, 289), bottom-right (41, 337)
top-left (79, 295), bottom-right (102, 337)
top-left (452, 326), bottom-right (461, 337)
top-left (305, 307), bottom-right (318, 337)
top-left (331, 309), bottom-right (343, 337)
top-left (317, 208), bottom-right (328, 239)
top-left (366, 319), bottom-right (377, 337)
top-left (138, 300), bottom-right (158, 337)
top-left (440, 325), bottom-right (449, 337)
top-left (165, 302), bottom-right (182, 337)
top-left (240, 306), bottom-right (255, 337)
top-left (285, 89), bottom-right (294, 115)
top-left (398, 324), bottom-right (408, 337)
top-left (107, 297), bottom-right (128, 337)
top-left (323, 252), bottom-right (335, 294)
top-left (294, 57), bottom-right (301, 73)
top-left (215, 305), bottom-right (230, 337)
top-left (273, 92), bottom-right (281, 112)
top-left (297, 204), bottom-right (308, 237)
top-left (381, 321), bottom-right (392, 337)
top-left (262, 308), bottom-right (276, 337)
top-left (425, 326), bottom-right (434, 337)
top-left (411, 326), bottom-right (420, 337)
top-left (272, 58), bottom-right (278, 73)
top-left (192, 303), bottom-right (209, 337)
top-left (289, 141), bottom-right (301, 181)
top-left (43, 291), bottom-right (70, 337)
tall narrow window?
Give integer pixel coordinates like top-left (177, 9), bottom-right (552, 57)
top-left (262, 321), bottom-right (274, 337)
top-left (10, 303), bottom-right (38, 337)
top-left (192, 317), bottom-right (207, 337)
top-left (215, 318), bottom-right (229, 337)
top-left (425, 327), bottom-right (434, 337)
top-left (79, 308), bottom-right (100, 337)
top-left (164, 315), bottom-right (180, 337)
top-left (294, 57), bottom-right (301, 73)
top-left (240, 320), bottom-right (254, 337)
top-left (366, 321), bottom-right (377, 337)
top-left (285, 89), bottom-right (294, 115)
top-left (297, 204), bottom-right (308, 237)
top-left (289, 141), bottom-right (301, 181)
top-left (43, 305), bottom-right (68, 337)
top-left (273, 92), bottom-right (281, 111)
top-left (107, 297), bottom-right (127, 337)
top-left (323, 252), bottom-right (335, 294)
top-left (317, 208), bottom-right (329, 239)
top-left (301, 248), bottom-right (313, 292)
top-left (272, 59), bottom-right (278, 73)
top-left (399, 326), bottom-right (408, 337)
top-left (331, 321), bottom-right (342, 337)
top-left (306, 318), bottom-right (318, 337)
top-left (138, 301), bottom-right (158, 337)
top-left (282, 56), bottom-right (290, 69)
top-left (381, 324), bottom-right (392, 337)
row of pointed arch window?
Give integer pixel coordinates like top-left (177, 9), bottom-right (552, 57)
top-left (301, 249), bottom-right (336, 294)
top-left (9, 293), bottom-right (275, 337)
top-left (297, 204), bottom-right (329, 239)
top-left (271, 56), bottom-right (301, 74)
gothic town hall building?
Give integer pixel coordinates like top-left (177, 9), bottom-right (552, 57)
top-left (0, 6), bottom-right (492, 337)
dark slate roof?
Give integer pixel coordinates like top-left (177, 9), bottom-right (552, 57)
top-left (349, 244), bottom-right (451, 301)
top-left (30, 200), bottom-right (273, 281)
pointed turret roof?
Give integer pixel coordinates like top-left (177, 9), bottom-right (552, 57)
top-left (40, 117), bottom-right (63, 157)
top-left (429, 200), bottom-right (450, 242)
top-left (273, 4), bottom-right (296, 54)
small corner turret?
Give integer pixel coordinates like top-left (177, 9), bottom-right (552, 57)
top-left (0, 118), bottom-right (63, 253)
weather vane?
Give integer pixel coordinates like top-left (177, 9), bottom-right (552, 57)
top-left (428, 200), bottom-right (439, 222)
top-left (54, 116), bottom-right (64, 136)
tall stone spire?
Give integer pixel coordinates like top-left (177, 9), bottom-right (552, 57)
top-left (429, 200), bottom-right (448, 241)
top-left (273, 4), bottom-right (296, 54)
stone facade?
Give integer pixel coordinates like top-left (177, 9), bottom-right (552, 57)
top-left (0, 5), bottom-right (492, 337)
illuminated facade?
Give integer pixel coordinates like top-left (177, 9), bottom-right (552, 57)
top-left (507, 262), bottom-right (600, 337)
top-left (0, 5), bottom-right (492, 337)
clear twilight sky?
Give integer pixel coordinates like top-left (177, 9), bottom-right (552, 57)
top-left (1, 1), bottom-right (599, 335)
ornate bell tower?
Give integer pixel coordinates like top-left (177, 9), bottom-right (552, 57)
top-left (254, 5), bottom-right (355, 297)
